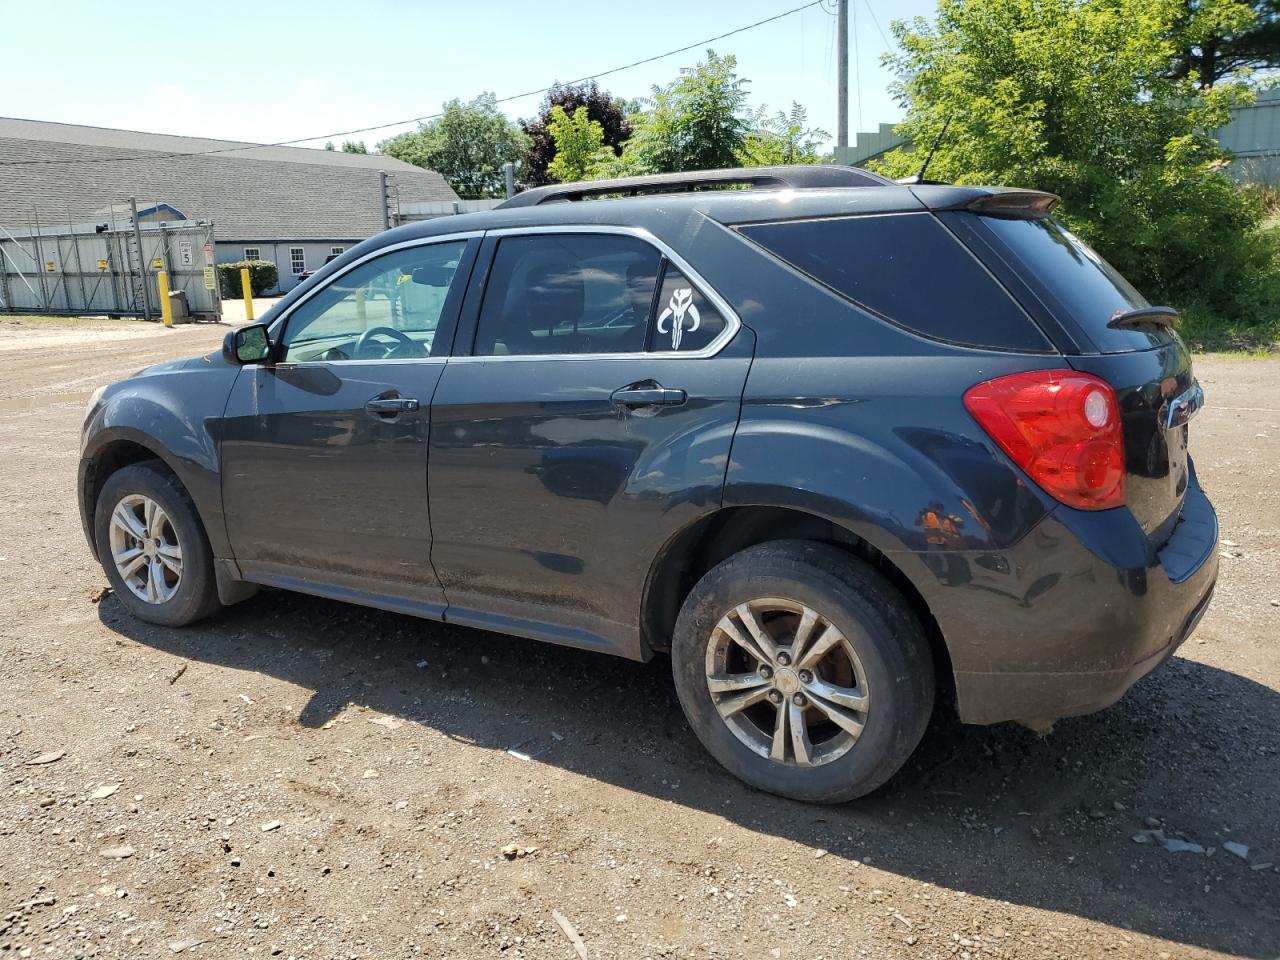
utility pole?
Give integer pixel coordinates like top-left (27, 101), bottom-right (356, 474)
top-left (837, 0), bottom-right (849, 151)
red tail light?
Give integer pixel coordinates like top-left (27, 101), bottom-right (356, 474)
top-left (964, 370), bottom-right (1125, 510)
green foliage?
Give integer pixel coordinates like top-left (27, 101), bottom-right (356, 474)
top-left (619, 50), bottom-right (751, 174)
top-left (1172, 0), bottom-right (1280, 86)
top-left (874, 0), bottom-right (1266, 320)
top-left (545, 106), bottom-right (615, 183)
top-left (340, 140), bottom-right (368, 154)
top-left (380, 94), bottom-right (530, 198)
top-left (521, 82), bottom-right (632, 185)
top-left (218, 260), bottom-right (278, 299)
top-left (740, 103), bottom-right (829, 166)
top-left (323, 141), bottom-right (335, 151)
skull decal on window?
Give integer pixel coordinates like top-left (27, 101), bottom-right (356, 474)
top-left (657, 287), bottom-right (700, 350)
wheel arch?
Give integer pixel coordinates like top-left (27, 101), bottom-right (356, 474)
top-left (80, 426), bottom-right (225, 561)
top-left (640, 504), bottom-right (955, 707)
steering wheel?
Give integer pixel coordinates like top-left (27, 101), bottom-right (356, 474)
top-left (354, 326), bottom-right (419, 359)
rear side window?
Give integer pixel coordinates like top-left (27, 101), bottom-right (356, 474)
top-left (474, 234), bottom-right (660, 356)
top-left (977, 216), bottom-right (1173, 354)
top-left (738, 213), bottom-right (1051, 352)
top-left (650, 264), bottom-right (726, 353)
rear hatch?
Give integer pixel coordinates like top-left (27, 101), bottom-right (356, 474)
top-left (958, 212), bottom-right (1198, 546)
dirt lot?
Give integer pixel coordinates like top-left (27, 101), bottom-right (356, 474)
top-left (0, 318), bottom-right (1275, 960)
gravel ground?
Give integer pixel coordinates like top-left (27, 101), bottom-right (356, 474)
top-left (0, 321), bottom-right (1276, 960)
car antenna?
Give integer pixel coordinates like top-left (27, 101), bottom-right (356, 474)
top-left (912, 115), bottom-right (953, 185)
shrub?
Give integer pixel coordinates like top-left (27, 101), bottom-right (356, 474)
top-left (218, 260), bottom-right (278, 298)
top-left (873, 0), bottom-right (1263, 324)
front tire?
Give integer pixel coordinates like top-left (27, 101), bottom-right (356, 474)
top-left (94, 462), bottom-right (221, 627)
top-left (671, 540), bottom-right (934, 803)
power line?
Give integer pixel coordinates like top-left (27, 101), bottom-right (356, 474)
top-left (862, 0), bottom-right (893, 52)
top-left (0, 0), bottom-right (826, 169)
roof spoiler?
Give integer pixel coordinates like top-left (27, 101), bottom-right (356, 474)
top-left (965, 190), bottom-right (1060, 219)
top-left (498, 164), bottom-right (895, 208)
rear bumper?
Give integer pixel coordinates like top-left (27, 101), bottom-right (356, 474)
top-left (918, 471), bottom-right (1218, 725)
top-left (953, 576), bottom-right (1214, 724)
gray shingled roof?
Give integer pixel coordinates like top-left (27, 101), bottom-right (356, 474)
top-left (0, 117), bottom-right (458, 241)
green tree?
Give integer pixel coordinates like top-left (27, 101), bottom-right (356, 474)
top-left (380, 94), bottom-right (530, 198)
top-left (545, 106), bottom-right (614, 183)
top-left (1171, 0), bottom-right (1280, 86)
top-left (521, 81), bottom-right (632, 185)
top-left (740, 103), bottom-right (829, 166)
top-left (340, 140), bottom-right (368, 154)
top-left (323, 141), bottom-right (335, 151)
top-left (621, 50), bottom-right (751, 173)
top-left (874, 0), bottom-right (1261, 315)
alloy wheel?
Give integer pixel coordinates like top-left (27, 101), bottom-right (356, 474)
top-left (108, 494), bottom-right (182, 604)
top-left (704, 597), bottom-right (870, 767)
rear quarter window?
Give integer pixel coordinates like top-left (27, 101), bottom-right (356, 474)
top-left (737, 212), bottom-right (1052, 353)
top-left (975, 216), bottom-right (1174, 354)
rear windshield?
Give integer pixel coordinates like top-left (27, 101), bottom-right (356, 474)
top-left (738, 213), bottom-right (1051, 352)
top-left (977, 216), bottom-right (1175, 354)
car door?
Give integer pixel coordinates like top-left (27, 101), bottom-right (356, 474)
top-left (428, 227), bottom-right (753, 658)
top-left (220, 234), bottom-right (479, 613)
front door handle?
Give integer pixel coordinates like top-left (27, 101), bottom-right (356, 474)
top-left (365, 395), bottom-right (419, 416)
top-left (611, 384), bottom-right (687, 408)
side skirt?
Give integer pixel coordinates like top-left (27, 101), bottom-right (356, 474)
top-left (238, 569), bottom-right (635, 660)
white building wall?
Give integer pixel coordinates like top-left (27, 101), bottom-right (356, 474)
top-left (214, 240), bottom-right (358, 293)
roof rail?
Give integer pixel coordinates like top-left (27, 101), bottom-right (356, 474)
top-left (497, 164), bottom-right (894, 208)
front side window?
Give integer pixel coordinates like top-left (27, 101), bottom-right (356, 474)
top-left (280, 240), bottom-right (465, 362)
top-left (474, 234), bottom-right (661, 356)
top-left (243, 247), bottom-right (261, 261)
top-left (290, 247), bottom-right (306, 275)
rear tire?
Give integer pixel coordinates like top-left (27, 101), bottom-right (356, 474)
top-left (671, 540), bottom-right (934, 803)
top-left (94, 462), bottom-right (221, 627)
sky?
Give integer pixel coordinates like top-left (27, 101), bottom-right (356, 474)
top-left (0, 0), bottom-right (936, 153)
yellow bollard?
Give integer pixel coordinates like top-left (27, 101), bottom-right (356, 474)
top-left (240, 267), bottom-right (255, 322)
top-left (157, 270), bottom-right (174, 328)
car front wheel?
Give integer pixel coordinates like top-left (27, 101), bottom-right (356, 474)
top-left (94, 462), bottom-right (221, 627)
top-left (671, 540), bottom-right (934, 803)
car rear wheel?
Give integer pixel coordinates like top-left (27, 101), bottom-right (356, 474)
top-left (671, 540), bottom-right (934, 803)
top-left (94, 462), bottom-right (221, 627)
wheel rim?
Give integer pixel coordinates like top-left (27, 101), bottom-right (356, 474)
top-left (108, 494), bottom-right (182, 605)
top-left (704, 597), bottom-right (870, 767)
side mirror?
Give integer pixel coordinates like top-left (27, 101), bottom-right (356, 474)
top-left (223, 323), bottom-right (272, 364)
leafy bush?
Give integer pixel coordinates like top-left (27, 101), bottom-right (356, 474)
top-left (618, 50), bottom-right (751, 175)
top-left (218, 260), bottom-right (278, 299)
top-left (546, 106), bottom-right (615, 183)
top-left (521, 82), bottom-right (632, 186)
top-left (380, 95), bottom-right (530, 199)
top-left (1177, 215), bottom-right (1280, 350)
top-left (873, 0), bottom-right (1266, 327)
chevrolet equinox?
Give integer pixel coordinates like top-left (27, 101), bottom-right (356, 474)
top-left (79, 166), bottom-right (1217, 802)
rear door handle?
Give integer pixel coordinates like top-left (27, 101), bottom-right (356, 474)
top-left (611, 385), bottom-right (687, 408)
top-left (365, 395), bottom-right (419, 416)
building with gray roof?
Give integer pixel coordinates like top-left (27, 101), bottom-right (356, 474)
top-left (0, 117), bottom-right (458, 292)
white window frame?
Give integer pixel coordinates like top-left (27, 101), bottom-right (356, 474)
top-left (329, 246), bottom-right (345, 256)
top-left (243, 247), bottom-right (261, 261)
top-left (290, 247), bottom-right (306, 275)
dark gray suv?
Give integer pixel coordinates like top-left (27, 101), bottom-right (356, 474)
top-left (79, 166), bottom-right (1217, 802)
